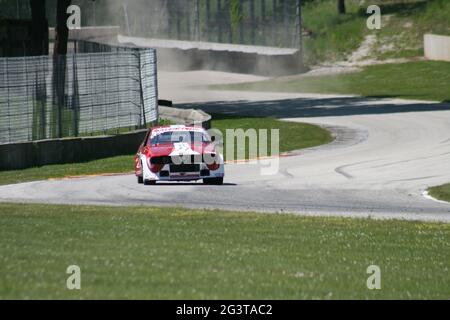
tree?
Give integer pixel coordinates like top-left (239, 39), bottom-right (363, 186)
top-left (30, 0), bottom-right (48, 140)
top-left (29, 0), bottom-right (49, 55)
top-left (52, 0), bottom-right (71, 138)
top-left (54, 0), bottom-right (71, 55)
top-left (337, 0), bottom-right (346, 15)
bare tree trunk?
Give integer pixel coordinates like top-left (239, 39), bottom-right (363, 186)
top-left (337, 0), bottom-right (346, 15)
top-left (238, 0), bottom-right (243, 43)
top-left (194, 0), bottom-right (200, 41)
top-left (205, 0), bottom-right (211, 41)
top-left (296, 0), bottom-right (303, 66)
top-left (30, 0), bottom-right (48, 140)
top-left (54, 0), bottom-right (71, 55)
top-left (176, 0), bottom-right (181, 39)
top-left (53, 0), bottom-right (71, 138)
top-left (29, 0), bottom-right (48, 56)
top-left (250, 0), bottom-right (255, 45)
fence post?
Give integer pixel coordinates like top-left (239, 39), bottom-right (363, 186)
top-left (92, 0), bottom-right (96, 26)
top-left (72, 54), bottom-right (80, 137)
top-left (123, 0), bottom-right (131, 36)
top-left (206, 0), bottom-right (211, 41)
top-left (296, 0), bottom-right (303, 66)
top-left (227, 0), bottom-right (233, 43)
top-left (261, 0), bottom-right (266, 45)
top-left (250, 0), bottom-right (255, 44)
top-left (53, 54), bottom-right (66, 139)
top-left (186, 1), bottom-right (191, 40)
top-left (153, 49), bottom-right (160, 126)
top-left (194, 0), bottom-right (200, 41)
top-left (176, 0), bottom-right (181, 39)
top-left (39, 56), bottom-right (47, 140)
top-left (138, 49), bottom-right (147, 128)
top-left (6, 58), bottom-right (11, 144)
top-left (283, 0), bottom-right (289, 47)
top-left (25, 56), bottom-right (30, 141)
top-left (272, 0), bottom-right (277, 46)
top-left (217, 0), bottom-right (223, 42)
top-left (239, 0), bottom-right (244, 44)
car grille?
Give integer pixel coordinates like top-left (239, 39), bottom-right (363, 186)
top-left (150, 156), bottom-right (172, 165)
top-left (151, 155), bottom-right (205, 165)
top-left (170, 164), bottom-right (200, 173)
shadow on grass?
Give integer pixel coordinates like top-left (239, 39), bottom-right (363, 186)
top-left (209, 113), bottom-right (259, 121)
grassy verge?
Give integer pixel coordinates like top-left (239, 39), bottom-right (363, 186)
top-left (302, 0), bottom-right (368, 65)
top-left (212, 61), bottom-right (450, 102)
top-left (0, 116), bottom-right (332, 186)
top-left (301, 0), bottom-right (450, 64)
top-left (366, 0), bottom-right (450, 61)
top-left (429, 184), bottom-right (450, 203)
top-left (210, 114), bottom-right (332, 159)
top-left (0, 203), bottom-right (448, 299)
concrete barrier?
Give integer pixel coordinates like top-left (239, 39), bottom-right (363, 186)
top-left (159, 106), bottom-right (212, 129)
top-left (0, 105), bottom-right (211, 171)
top-left (49, 26), bottom-right (120, 42)
top-left (69, 33), bottom-right (304, 76)
top-left (0, 130), bottom-right (147, 170)
top-left (118, 35), bottom-right (304, 76)
top-left (424, 34), bottom-right (450, 62)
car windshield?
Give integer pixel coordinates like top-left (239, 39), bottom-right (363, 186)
top-left (150, 131), bottom-right (211, 145)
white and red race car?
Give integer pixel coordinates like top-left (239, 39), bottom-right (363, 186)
top-left (135, 125), bottom-right (224, 185)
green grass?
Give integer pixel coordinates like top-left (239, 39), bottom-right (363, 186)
top-left (213, 61), bottom-right (450, 102)
top-left (210, 114), bottom-right (332, 160)
top-left (0, 155), bottom-right (135, 186)
top-left (302, 0), bottom-right (368, 65)
top-left (429, 184), bottom-right (450, 203)
top-left (0, 116), bottom-right (332, 186)
top-left (366, 0), bottom-right (450, 61)
top-left (301, 0), bottom-right (450, 64)
top-left (0, 203), bottom-right (448, 299)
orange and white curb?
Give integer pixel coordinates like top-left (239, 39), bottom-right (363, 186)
top-left (48, 152), bottom-right (299, 181)
top-left (224, 152), bottom-right (298, 164)
top-left (48, 172), bottom-right (133, 181)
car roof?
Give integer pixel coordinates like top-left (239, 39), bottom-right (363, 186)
top-left (150, 125), bottom-right (206, 137)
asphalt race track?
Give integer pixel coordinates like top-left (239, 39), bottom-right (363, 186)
top-left (1, 71), bottom-right (450, 222)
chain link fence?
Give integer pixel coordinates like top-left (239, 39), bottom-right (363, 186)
top-left (1, 0), bottom-right (304, 48)
top-left (0, 46), bottom-right (158, 145)
top-left (123, 0), bottom-right (303, 48)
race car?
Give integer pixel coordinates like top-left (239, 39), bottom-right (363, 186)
top-left (135, 125), bottom-right (224, 185)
